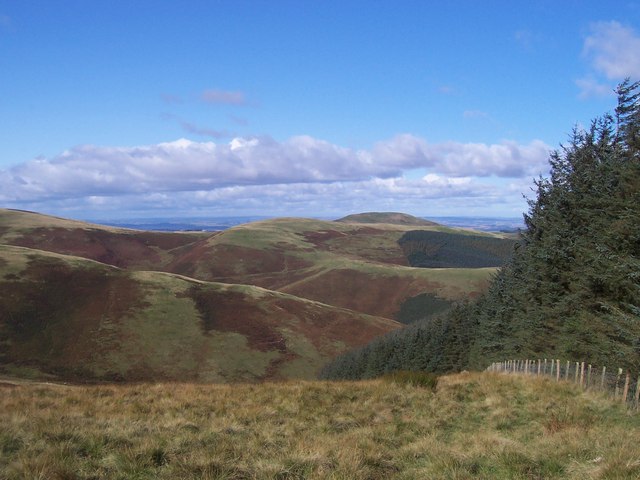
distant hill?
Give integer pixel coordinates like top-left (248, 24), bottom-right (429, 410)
top-left (335, 212), bottom-right (438, 226)
top-left (0, 208), bottom-right (512, 382)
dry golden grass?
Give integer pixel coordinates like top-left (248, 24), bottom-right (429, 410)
top-left (1, 372), bottom-right (639, 479)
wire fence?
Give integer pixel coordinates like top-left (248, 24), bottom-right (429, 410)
top-left (487, 359), bottom-right (640, 409)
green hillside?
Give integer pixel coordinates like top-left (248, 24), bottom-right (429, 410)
top-left (0, 245), bottom-right (398, 382)
top-left (322, 79), bottom-right (640, 379)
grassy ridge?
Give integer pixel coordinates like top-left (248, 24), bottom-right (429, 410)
top-left (1, 372), bottom-right (639, 479)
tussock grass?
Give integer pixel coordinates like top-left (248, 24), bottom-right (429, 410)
top-left (2, 372), bottom-right (639, 479)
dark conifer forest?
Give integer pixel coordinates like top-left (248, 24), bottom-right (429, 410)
top-left (320, 79), bottom-right (640, 380)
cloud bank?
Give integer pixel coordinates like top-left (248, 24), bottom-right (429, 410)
top-left (1, 135), bottom-right (550, 217)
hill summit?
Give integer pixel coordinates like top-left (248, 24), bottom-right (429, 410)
top-left (335, 212), bottom-right (437, 226)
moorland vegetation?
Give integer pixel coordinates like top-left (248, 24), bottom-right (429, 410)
top-left (0, 208), bottom-right (512, 382)
top-left (2, 372), bottom-right (640, 479)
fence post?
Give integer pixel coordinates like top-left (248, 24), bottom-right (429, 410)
top-left (615, 368), bottom-right (623, 398)
top-left (634, 374), bottom-right (640, 409)
top-left (580, 362), bottom-right (585, 388)
top-left (565, 360), bottom-right (570, 381)
top-left (544, 358), bottom-right (548, 375)
top-left (574, 362), bottom-right (579, 384)
top-left (601, 366), bottom-right (606, 391)
top-left (551, 359), bottom-right (555, 379)
top-left (587, 364), bottom-right (592, 389)
top-left (556, 359), bottom-right (560, 382)
top-left (622, 371), bottom-right (631, 404)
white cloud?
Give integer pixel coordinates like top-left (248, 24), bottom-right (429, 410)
top-left (583, 21), bottom-right (640, 79)
top-left (578, 21), bottom-right (640, 98)
top-left (16, 176), bottom-right (513, 219)
top-left (372, 135), bottom-right (549, 177)
top-left (0, 135), bottom-right (549, 217)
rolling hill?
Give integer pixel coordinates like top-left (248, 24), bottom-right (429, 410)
top-left (0, 244), bottom-right (398, 382)
top-left (0, 208), bottom-right (515, 382)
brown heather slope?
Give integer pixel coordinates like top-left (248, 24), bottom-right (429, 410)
top-left (0, 245), bottom-right (399, 382)
top-left (0, 208), bottom-right (208, 269)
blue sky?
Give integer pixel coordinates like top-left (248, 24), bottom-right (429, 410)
top-left (1, 1), bottom-right (639, 220)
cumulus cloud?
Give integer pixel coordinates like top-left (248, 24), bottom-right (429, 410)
top-left (0, 134), bottom-right (549, 214)
top-left (583, 21), bottom-right (640, 79)
top-left (578, 21), bottom-right (640, 98)
top-left (201, 89), bottom-right (247, 105)
top-left (20, 177), bottom-right (503, 220)
top-left (371, 135), bottom-right (549, 177)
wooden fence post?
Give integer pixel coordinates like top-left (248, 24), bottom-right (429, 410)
top-left (544, 358), bottom-right (548, 375)
top-left (537, 359), bottom-right (541, 376)
top-left (551, 359), bottom-right (555, 379)
top-left (622, 371), bottom-right (631, 404)
top-left (574, 362), bottom-right (579, 384)
top-left (634, 374), bottom-right (640, 409)
top-left (556, 359), bottom-right (561, 382)
top-left (601, 366), bottom-right (606, 391)
top-left (580, 362), bottom-right (585, 388)
top-left (615, 368), bottom-right (623, 398)
top-left (587, 364), bottom-right (592, 389)
top-left (565, 360), bottom-right (570, 381)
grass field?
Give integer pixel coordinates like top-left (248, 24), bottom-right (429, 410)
top-left (2, 372), bottom-right (639, 479)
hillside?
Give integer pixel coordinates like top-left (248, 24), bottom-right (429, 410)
top-left (0, 244), bottom-right (398, 382)
top-left (0, 209), bottom-right (509, 322)
top-left (164, 217), bottom-right (503, 319)
top-left (0, 208), bottom-right (209, 270)
top-left (2, 372), bottom-right (639, 479)
top-left (0, 208), bottom-right (514, 382)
